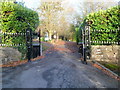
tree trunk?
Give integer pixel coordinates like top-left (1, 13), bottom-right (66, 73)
top-left (56, 33), bottom-right (59, 41)
top-left (49, 31), bottom-right (52, 40)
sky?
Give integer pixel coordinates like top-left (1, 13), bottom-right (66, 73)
top-left (16, 0), bottom-right (119, 24)
top-left (17, 0), bottom-right (120, 10)
top-left (17, 0), bottom-right (40, 9)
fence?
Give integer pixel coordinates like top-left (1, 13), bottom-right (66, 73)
top-left (0, 32), bottom-right (26, 47)
top-left (90, 29), bottom-right (120, 45)
top-left (0, 30), bottom-right (41, 62)
top-left (78, 27), bottom-right (120, 64)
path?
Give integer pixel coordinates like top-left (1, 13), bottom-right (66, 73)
top-left (2, 41), bottom-right (118, 88)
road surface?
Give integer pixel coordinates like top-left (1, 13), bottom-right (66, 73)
top-left (2, 41), bottom-right (119, 88)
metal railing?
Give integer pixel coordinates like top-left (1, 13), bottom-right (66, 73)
top-left (0, 32), bottom-right (26, 47)
top-left (0, 28), bottom-right (42, 62)
top-left (90, 29), bottom-right (120, 45)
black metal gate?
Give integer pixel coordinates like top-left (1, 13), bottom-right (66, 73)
top-left (79, 24), bottom-right (119, 64)
top-left (80, 24), bottom-right (91, 64)
top-left (0, 28), bottom-right (41, 62)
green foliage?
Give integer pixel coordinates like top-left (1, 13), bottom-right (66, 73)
top-left (17, 45), bottom-right (27, 60)
top-left (104, 64), bottom-right (119, 70)
top-left (76, 20), bottom-right (86, 44)
top-left (0, 2), bottom-right (39, 45)
top-left (0, 2), bottom-right (39, 60)
top-left (41, 37), bottom-right (45, 41)
top-left (75, 27), bottom-right (80, 44)
top-left (86, 6), bottom-right (119, 30)
top-left (100, 62), bottom-right (120, 75)
top-left (77, 6), bottom-right (120, 45)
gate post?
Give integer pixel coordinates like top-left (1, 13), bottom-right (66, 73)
top-left (82, 28), bottom-right (87, 64)
top-left (26, 28), bottom-right (32, 62)
top-left (39, 28), bottom-right (41, 56)
top-left (82, 23), bottom-right (91, 64)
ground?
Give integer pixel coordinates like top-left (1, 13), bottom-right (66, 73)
top-left (1, 41), bottom-right (119, 88)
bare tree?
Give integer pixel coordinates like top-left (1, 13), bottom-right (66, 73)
top-left (74, 0), bottom-right (118, 25)
top-left (38, 1), bottom-right (63, 40)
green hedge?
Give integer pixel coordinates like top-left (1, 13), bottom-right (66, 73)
top-left (78, 6), bottom-right (120, 45)
top-left (87, 6), bottom-right (119, 44)
top-left (76, 20), bottom-right (86, 44)
top-left (86, 6), bottom-right (119, 30)
top-left (0, 2), bottom-right (39, 45)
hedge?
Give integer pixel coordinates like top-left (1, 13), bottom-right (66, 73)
top-left (0, 2), bottom-right (39, 45)
top-left (76, 19), bottom-right (86, 44)
top-left (86, 6), bottom-right (119, 30)
top-left (78, 5), bottom-right (120, 45)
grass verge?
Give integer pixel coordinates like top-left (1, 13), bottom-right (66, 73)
top-left (98, 61), bottom-right (120, 76)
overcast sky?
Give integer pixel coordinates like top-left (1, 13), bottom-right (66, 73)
top-left (16, 0), bottom-right (119, 24)
top-left (17, 0), bottom-right (119, 10)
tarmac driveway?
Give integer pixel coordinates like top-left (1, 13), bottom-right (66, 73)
top-left (2, 41), bottom-right (119, 88)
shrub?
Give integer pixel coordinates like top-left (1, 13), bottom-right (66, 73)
top-left (0, 2), bottom-right (39, 45)
top-left (0, 2), bottom-right (39, 59)
top-left (78, 6), bottom-right (120, 45)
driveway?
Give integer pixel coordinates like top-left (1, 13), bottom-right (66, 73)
top-left (2, 41), bottom-right (119, 88)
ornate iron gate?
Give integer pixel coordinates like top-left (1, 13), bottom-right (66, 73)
top-left (26, 28), bottom-right (33, 62)
top-left (79, 24), bottom-right (119, 64)
top-left (81, 24), bottom-right (91, 64)
top-left (0, 28), bottom-right (41, 62)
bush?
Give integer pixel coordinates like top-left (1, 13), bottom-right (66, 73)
top-left (76, 20), bottom-right (86, 44)
top-left (0, 2), bottom-right (39, 45)
top-left (78, 6), bottom-right (120, 45)
top-left (0, 2), bottom-right (39, 59)
top-left (86, 6), bottom-right (119, 30)
top-left (86, 6), bottom-right (119, 44)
